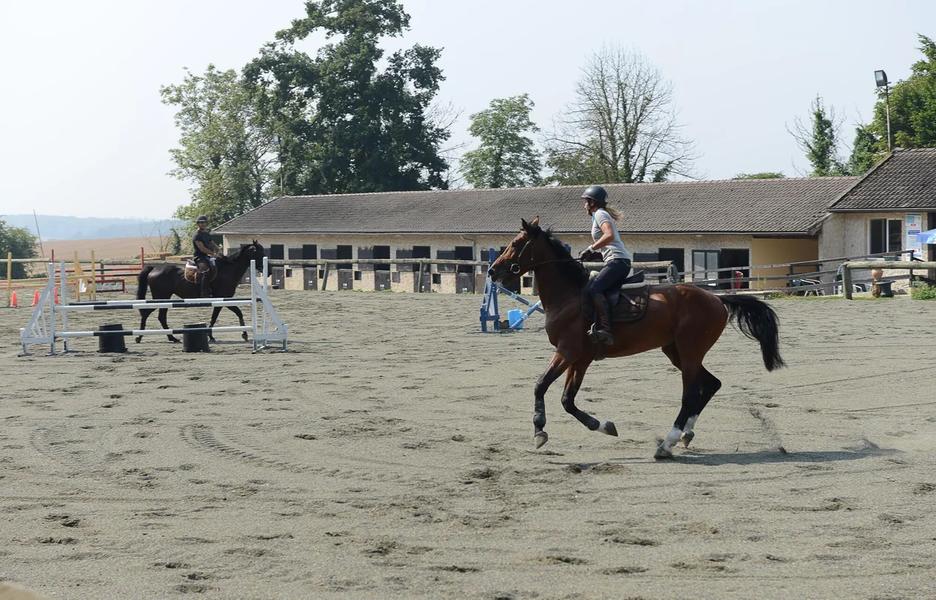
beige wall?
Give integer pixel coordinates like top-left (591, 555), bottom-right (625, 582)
top-left (749, 238), bottom-right (818, 290)
top-left (223, 232), bottom-right (802, 293)
top-left (819, 212), bottom-right (934, 285)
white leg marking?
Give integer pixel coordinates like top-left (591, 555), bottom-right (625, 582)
top-left (684, 415), bottom-right (698, 435)
top-left (662, 426), bottom-right (682, 451)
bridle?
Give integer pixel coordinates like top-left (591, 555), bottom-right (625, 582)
top-left (505, 238), bottom-right (583, 275)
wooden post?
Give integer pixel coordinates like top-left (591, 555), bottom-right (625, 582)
top-left (73, 251), bottom-right (81, 301)
top-left (6, 251), bottom-right (12, 306)
top-left (90, 249), bottom-right (96, 301)
top-left (843, 264), bottom-right (853, 300)
top-left (321, 264), bottom-right (330, 291)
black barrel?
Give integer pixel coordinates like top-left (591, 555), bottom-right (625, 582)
top-left (183, 323), bottom-right (210, 353)
top-left (98, 323), bottom-right (127, 353)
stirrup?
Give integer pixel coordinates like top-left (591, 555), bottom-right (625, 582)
top-left (588, 324), bottom-right (614, 345)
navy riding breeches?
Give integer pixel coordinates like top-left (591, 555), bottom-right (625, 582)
top-left (585, 259), bottom-right (632, 298)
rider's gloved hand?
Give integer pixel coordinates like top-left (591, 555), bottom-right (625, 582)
top-left (578, 246), bottom-right (594, 260)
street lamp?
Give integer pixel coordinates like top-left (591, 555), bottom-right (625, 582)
top-left (874, 69), bottom-right (892, 152)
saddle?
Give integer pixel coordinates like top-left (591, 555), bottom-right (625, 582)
top-left (586, 270), bottom-right (651, 323)
top-left (183, 259), bottom-right (217, 286)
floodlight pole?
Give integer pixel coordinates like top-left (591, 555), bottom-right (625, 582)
top-left (875, 69), bottom-right (892, 153)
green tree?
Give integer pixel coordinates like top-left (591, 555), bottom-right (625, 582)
top-left (244, 0), bottom-right (449, 195)
top-left (733, 172), bottom-right (785, 179)
top-left (460, 94), bottom-right (542, 188)
top-left (162, 66), bottom-right (276, 227)
top-left (847, 124), bottom-right (881, 175)
top-left (789, 95), bottom-right (847, 176)
top-left (872, 34), bottom-right (936, 149)
top-left (0, 219), bottom-right (37, 279)
top-left (545, 47), bottom-right (694, 184)
top-left (169, 228), bottom-right (182, 255)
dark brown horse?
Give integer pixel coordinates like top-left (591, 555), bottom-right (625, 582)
top-left (134, 241), bottom-right (265, 344)
top-left (488, 218), bottom-right (784, 458)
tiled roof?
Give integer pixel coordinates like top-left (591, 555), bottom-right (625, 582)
top-left (215, 177), bottom-right (859, 236)
top-left (829, 148), bottom-right (936, 211)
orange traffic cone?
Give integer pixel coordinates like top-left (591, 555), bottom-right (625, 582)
top-left (31, 289), bottom-right (40, 306)
top-left (8, 291), bottom-right (17, 308)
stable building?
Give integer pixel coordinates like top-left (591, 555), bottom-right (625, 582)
top-left (823, 148), bottom-right (936, 265)
top-left (215, 176), bottom-right (864, 293)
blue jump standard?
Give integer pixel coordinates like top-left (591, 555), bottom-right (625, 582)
top-left (479, 248), bottom-right (544, 332)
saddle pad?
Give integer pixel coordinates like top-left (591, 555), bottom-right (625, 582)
top-left (610, 285), bottom-right (650, 323)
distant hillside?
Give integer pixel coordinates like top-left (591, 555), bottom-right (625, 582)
top-left (1, 214), bottom-right (184, 241)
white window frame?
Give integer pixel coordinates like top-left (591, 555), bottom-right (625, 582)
top-left (691, 250), bottom-right (719, 283)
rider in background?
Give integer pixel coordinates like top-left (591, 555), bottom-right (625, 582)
top-left (192, 215), bottom-right (220, 296)
top-left (578, 185), bottom-right (632, 346)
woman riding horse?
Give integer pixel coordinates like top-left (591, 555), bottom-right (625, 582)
top-left (489, 216), bottom-right (784, 459)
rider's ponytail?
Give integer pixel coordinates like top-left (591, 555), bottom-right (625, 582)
top-left (593, 197), bottom-right (622, 222)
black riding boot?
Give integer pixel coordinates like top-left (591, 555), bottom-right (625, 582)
top-left (589, 294), bottom-right (614, 346)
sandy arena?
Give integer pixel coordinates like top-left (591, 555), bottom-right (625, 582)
top-left (1, 290), bottom-right (935, 599)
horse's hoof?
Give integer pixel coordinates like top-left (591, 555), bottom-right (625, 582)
top-left (208, 337), bottom-right (217, 344)
top-left (681, 431), bottom-right (695, 448)
top-left (654, 445), bottom-right (673, 460)
top-left (598, 421), bottom-right (618, 437)
top-left (534, 431), bottom-right (549, 449)
top-left (169, 337), bottom-right (181, 344)
top-left (134, 336), bottom-right (142, 344)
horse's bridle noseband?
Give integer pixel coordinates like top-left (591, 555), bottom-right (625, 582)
top-left (507, 239), bottom-right (534, 274)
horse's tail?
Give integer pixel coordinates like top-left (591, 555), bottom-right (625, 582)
top-left (720, 295), bottom-right (785, 371)
top-left (136, 265), bottom-right (154, 300)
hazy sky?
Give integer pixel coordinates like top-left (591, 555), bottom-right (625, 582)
top-left (1, 0), bottom-right (933, 219)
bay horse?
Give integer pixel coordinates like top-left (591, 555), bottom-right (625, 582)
top-left (488, 218), bottom-right (784, 459)
top-left (134, 241), bottom-right (265, 344)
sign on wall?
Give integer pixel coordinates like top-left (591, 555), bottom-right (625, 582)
top-left (906, 213), bottom-right (923, 260)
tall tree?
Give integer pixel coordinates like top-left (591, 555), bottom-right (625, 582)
top-left (872, 34), bottom-right (936, 149)
top-left (460, 94), bottom-right (542, 188)
top-left (244, 0), bottom-right (449, 195)
top-left (847, 124), bottom-right (881, 175)
top-left (0, 219), bottom-right (37, 279)
top-left (161, 66), bottom-right (276, 227)
top-left (545, 47), bottom-right (694, 184)
top-left (789, 95), bottom-right (847, 176)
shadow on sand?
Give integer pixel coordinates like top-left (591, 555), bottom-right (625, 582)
top-left (673, 445), bottom-right (900, 466)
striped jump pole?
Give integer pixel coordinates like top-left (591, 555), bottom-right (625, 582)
top-left (19, 260), bottom-right (288, 355)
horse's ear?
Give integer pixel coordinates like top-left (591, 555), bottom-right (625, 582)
top-left (531, 216), bottom-right (540, 227)
top-left (520, 218), bottom-right (530, 232)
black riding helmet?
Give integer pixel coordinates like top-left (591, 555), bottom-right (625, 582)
top-left (195, 215), bottom-right (208, 224)
top-left (581, 185), bottom-right (608, 206)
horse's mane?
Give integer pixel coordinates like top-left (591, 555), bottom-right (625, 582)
top-left (541, 229), bottom-right (589, 286)
top-left (221, 242), bottom-right (261, 265)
